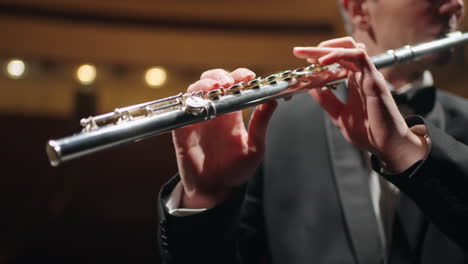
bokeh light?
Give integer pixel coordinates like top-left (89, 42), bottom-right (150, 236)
top-left (6, 59), bottom-right (26, 79)
top-left (76, 64), bottom-right (97, 85)
top-left (144, 67), bottom-right (167, 88)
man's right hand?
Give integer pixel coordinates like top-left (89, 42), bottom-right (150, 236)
top-left (172, 68), bottom-right (278, 209)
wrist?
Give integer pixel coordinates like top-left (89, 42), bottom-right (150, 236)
top-left (378, 125), bottom-right (429, 173)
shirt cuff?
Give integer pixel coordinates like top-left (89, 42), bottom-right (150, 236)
top-left (165, 182), bottom-right (207, 217)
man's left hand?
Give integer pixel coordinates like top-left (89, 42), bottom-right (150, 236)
top-left (294, 37), bottom-right (429, 173)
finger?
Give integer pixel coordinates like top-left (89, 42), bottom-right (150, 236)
top-left (247, 101), bottom-right (278, 153)
top-left (295, 47), bottom-right (363, 74)
top-left (308, 56), bottom-right (356, 73)
top-left (293, 47), bottom-right (336, 59)
top-left (362, 69), bottom-right (392, 97)
top-left (201, 69), bottom-right (234, 87)
top-left (318, 48), bottom-right (390, 98)
top-left (187, 78), bottom-right (221, 93)
top-left (318, 36), bottom-right (358, 48)
top-left (230, 68), bottom-right (256, 83)
top-left (318, 48), bottom-right (370, 72)
top-left (308, 88), bottom-right (344, 119)
top-left (347, 72), bottom-right (368, 115)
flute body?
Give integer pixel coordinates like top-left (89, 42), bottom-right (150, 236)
top-left (46, 32), bottom-right (468, 166)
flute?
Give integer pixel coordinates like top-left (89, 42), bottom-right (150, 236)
top-left (46, 31), bottom-right (468, 167)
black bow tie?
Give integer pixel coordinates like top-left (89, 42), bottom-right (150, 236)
top-left (392, 86), bottom-right (436, 116)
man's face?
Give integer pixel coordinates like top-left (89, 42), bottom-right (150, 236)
top-left (367, 0), bottom-right (465, 52)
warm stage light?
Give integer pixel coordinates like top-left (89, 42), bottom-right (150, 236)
top-left (76, 64), bottom-right (97, 85)
top-left (6, 59), bottom-right (26, 79)
top-left (145, 67), bottom-right (167, 88)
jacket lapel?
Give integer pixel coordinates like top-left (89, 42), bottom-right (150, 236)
top-left (264, 93), bottom-right (355, 264)
top-left (393, 193), bottom-right (426, 259)
top-left (325, 116), bottom-right (384, 264)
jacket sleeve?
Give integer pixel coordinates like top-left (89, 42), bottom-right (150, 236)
top-left (372, 116), bottom-right (468, 251)
top-left (157, 169), bottom-right (267, 264)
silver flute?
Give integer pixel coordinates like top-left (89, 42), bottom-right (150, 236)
top-left (47, 32), bottom-right (468, 167)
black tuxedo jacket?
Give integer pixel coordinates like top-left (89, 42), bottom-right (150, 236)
top-left (158, 89), bottom-right (468, 264)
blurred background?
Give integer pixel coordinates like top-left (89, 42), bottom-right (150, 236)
top-left (0, 0), bottom-right (467, 263)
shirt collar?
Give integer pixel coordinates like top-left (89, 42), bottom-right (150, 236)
top-left (388, 71), bottom-right (434, 95)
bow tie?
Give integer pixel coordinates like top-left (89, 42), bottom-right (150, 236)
top-left (392, 86), bottom-right (436, 116)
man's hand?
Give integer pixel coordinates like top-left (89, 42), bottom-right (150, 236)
top-left (172, 68), bottom-right (277, 209)
top-left (294, 37), bottom-right (429, 172)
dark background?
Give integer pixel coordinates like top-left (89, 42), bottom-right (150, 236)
top-left (1, 114), bottom-right (174, 263)
top-left (1, 0), bottom-right (467, 263)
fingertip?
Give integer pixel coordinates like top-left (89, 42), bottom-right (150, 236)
top-left (247, 100), bottom-right (279, 149)
top-left (308, 88), bottom-right (328, 104)
top-left (268, 99), bottom-right (279, 109)
top-left (258, 101), bottom-right (277, 116)
top-left (293, 47), bottom-right (306, 51)
top-left (235, 67), bottom-right (255, 75)
top-left (187, 83), bottom-right (196, 93)
top-left (187, 78), bottom-right (221, 93)
top-left (308, 88), bottom-right (320, 100)
top-left (230, 68), bottom-right (256, 82)
top-left (201, 69), bottom-right (234, 87)
top-left (307, 88), bottom-right (343, 119)
top-left (252, 100), bottom-right (277, 118)
top-left (293, 47), bottom-right (307, 56)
